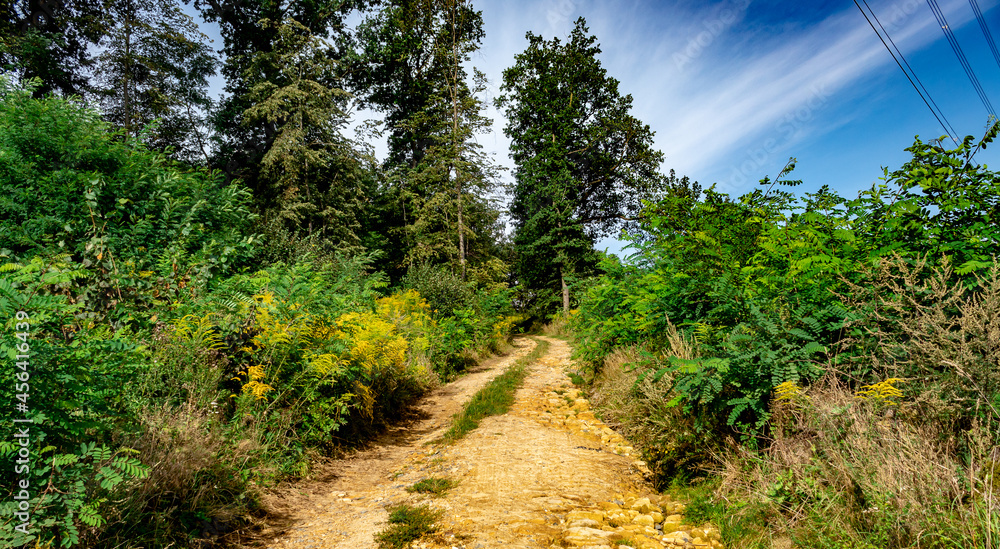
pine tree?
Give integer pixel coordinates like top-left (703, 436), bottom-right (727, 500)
top-left (195, 0), bottom-right (362, 206)
top-left (244, 17), bottom-right (362, 246)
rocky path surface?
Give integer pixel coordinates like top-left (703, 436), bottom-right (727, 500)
top-left (250, 336), bottom-right (723, 549)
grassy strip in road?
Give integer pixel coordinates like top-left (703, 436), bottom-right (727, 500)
top-left (442, 337), bottom-right (549, 442)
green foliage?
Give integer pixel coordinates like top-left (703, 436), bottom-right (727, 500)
top-left (349, 0), bottom-right (502, 277)
top-left (576, 122), bottom-right (1000, 441)
top-left (497, 17), bottom-right (665, 314)
top-left (578, 123), bottom-right (1000, 548)
top-left (0, 0), bottom-right (107, 98)
top-left (0, 442), bottom-right (150, 547)
top-left (93, 0), bottom-right (216, 162)
top-left (244, 17), bottom-right (365, 246)
top-left (0, 82), bottom-right (518, 547)
top-left (374, 503), bottom-right (443, 549)
top-left (400, 263), bottom-right (519, 375)
top-left (0, 75), bottom-right (258, 325)
top-left (403, 262), bottom-right (473, 315)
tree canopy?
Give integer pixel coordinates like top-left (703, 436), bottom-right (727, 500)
top-left (497, 17), bottom-right (665, 312)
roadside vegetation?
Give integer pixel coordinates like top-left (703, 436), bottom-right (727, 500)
top-left (573, 124), bottom-right (1000, 548)
top-left (0, 75), bottom-right (519, 547)
top-left (6, 0), bottom-right (995, 546)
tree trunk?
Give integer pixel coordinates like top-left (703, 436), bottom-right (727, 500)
top-left (560, 268), bottom-right (570, 314)
top-left (456, 174), bottom-right (465, 280)
top-left (449, 0), bottom-right (466, 281)
top-left (123, 3), bottom-right (133, 139)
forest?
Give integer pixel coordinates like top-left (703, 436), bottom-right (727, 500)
top-left (1, 0), bottom-right (999, 547)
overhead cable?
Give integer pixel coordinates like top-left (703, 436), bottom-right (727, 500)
top-left (854, 0), bottom-right (960, 144)
top-left (926, 0), bottom-right (996, 118)
top-left (968, 0), bottom-right (1000, 74)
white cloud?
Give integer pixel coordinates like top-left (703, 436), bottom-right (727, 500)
top-left (623, 0), bottom-right (983, 187)
top-left (475, 0), bottom-right (992, 196)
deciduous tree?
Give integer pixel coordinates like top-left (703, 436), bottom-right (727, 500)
top-left (94, 0), bottom-right (217, 163)
top-left (497, 17), bottom-right (664, 313)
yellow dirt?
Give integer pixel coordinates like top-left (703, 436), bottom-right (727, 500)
top-left (245, 336), bottom-right (722, 549)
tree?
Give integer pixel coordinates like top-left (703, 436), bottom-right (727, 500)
top-left (497, 17), bottom-right (665, 313)
top-left (94, 0), bottom-right (217, 163)
top-left (1, 0), bottom-right (109, 98)
top-left (350, 0), bottom-right (500, 278)
top-left (244, 17), bottom-right (362, 246)
top-left (194, 0), bottom-right (363, 207)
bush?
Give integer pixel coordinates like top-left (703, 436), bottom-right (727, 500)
top-left (579, 125), bottom-right (1000, 547)
top-left (0, 76), bottom-right (257, 325)
top-left (402, 262), bottom-right (473, 315)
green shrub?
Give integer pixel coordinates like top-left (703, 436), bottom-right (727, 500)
top-left (580, 124), bottom-right (1000, 548)
top-left (0, 75), bottom-right (257, 325)
top-left (375, 504), bottom-right (442, 549)
top-left (402, 262), bottom-right (473, 315)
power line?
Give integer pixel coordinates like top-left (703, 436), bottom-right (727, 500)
top-left (863, 0), bottom-right (960, 141)
top-left (926, 0), bottom-right (996, 118)
top-left (968, 0), bottom-right (1000, 74)
top-left (853, 0), bottom-right (959, 144)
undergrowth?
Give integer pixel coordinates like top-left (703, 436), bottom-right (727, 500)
top-left (579, 125), bottom-right (1000, 549)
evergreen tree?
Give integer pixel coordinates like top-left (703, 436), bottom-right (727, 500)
top-left (497, 17), bottom-right (665, 313)
top-left (243, 17), bottom-right (363, 246)
top-left (194, 0), bottom-right (363, 204)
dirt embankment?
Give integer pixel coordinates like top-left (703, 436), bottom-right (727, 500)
top-left (245, 336), bottom-right (723, 549)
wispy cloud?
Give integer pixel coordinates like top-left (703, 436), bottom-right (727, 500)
top-left (478, 0), bottom-right (994, 195)
top-left (622, 0), bottom-right (984, 190)
top-left (352, 0), bottom-right (994, 206)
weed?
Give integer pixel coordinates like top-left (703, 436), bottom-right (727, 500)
top-left (374, 504), bottom-right (442, 549)
top-left (407, 477), bottom-right (458, 496)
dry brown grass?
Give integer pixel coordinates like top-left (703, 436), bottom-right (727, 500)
top-left (589, 322), bottom-right (717, 483)
top-left (718, 373), bottom-right (1000, 547)
top-left (838, 256), bottom-right (1000, 431)
top-left (717, 252), bottom-right (1000, 549)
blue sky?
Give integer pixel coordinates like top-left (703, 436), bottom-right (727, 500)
top-left (192, 0), bottom-right (1000, 252)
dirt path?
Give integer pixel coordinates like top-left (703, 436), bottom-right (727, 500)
top-left (249, 336), bottom-right (723, 549)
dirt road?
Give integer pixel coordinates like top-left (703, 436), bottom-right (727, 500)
top-left (249, 337), bottom-right (723, 549)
